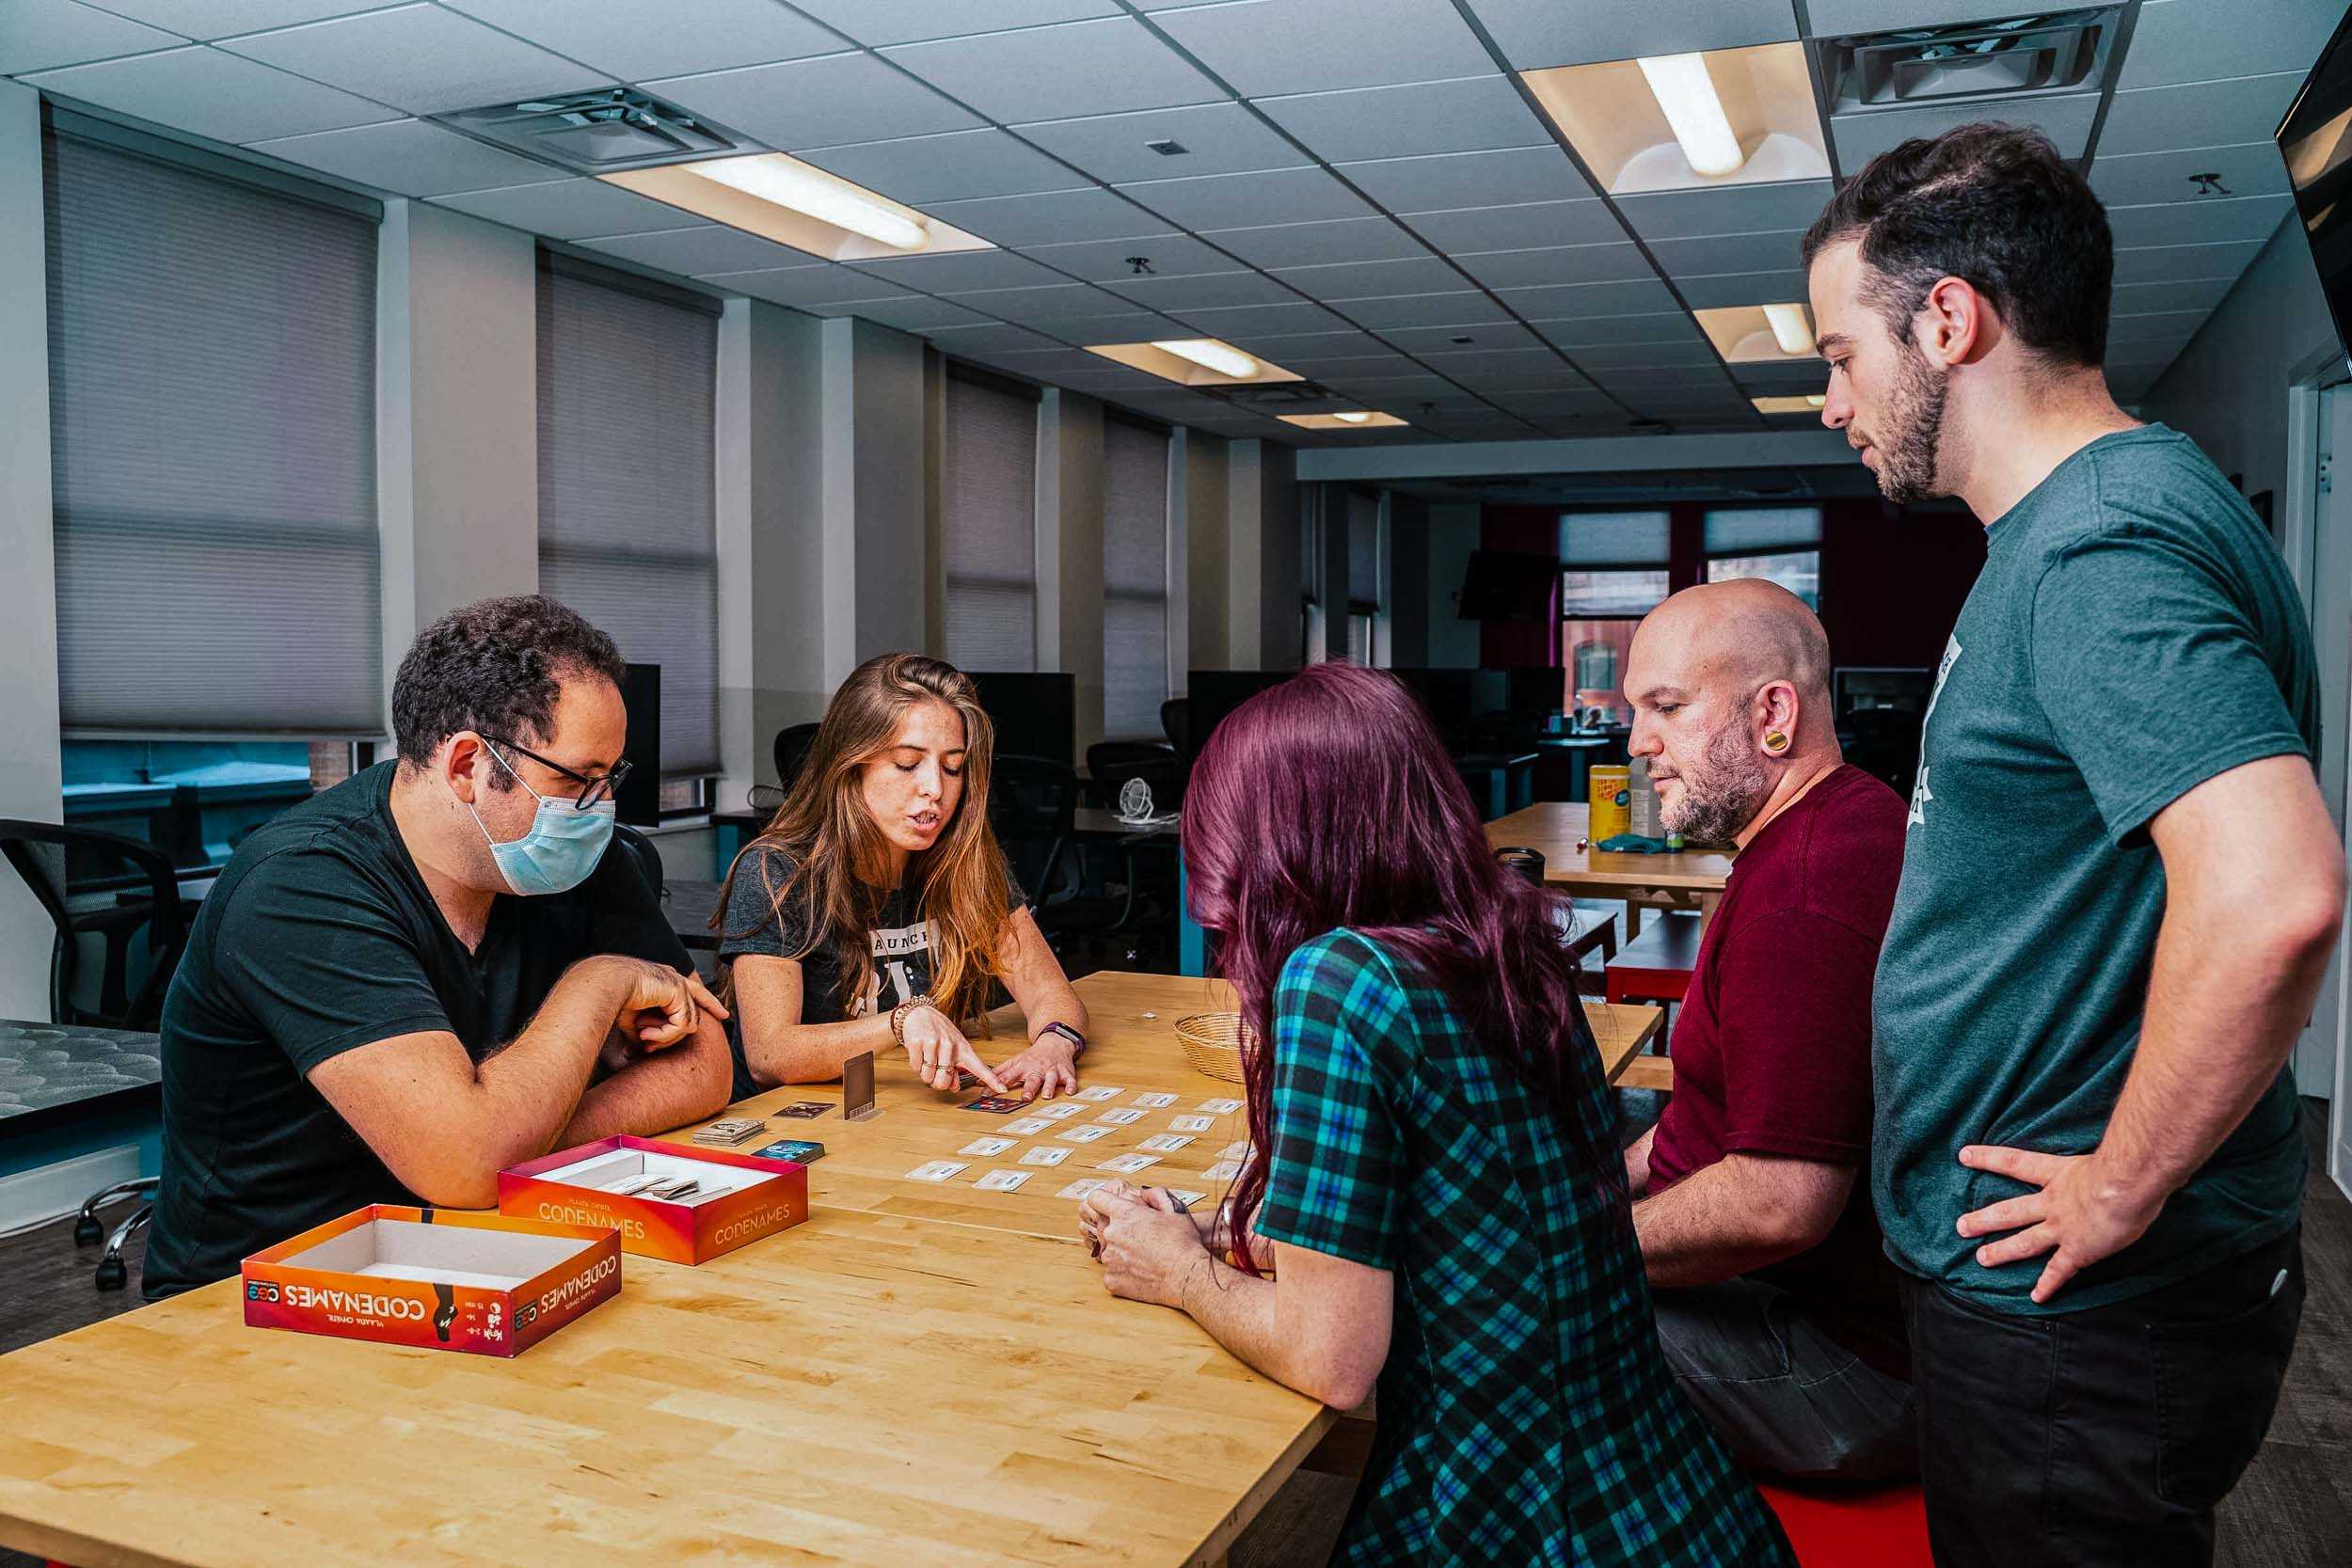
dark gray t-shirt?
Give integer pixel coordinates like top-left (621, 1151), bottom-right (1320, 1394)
top-left (1872, 424), bottom-right (2318, 1314)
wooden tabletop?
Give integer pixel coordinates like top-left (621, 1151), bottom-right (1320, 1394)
top-left (0, 972), bottom-right (1661, 1568)
top-left (1484, 801), bottom-right (1736, 896)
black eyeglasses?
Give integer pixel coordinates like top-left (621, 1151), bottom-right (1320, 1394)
top-left (482, 736), bottom-right (630, 810)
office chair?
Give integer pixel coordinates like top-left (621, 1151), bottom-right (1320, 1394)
top-left (1159, 698), bottom-right (1195, 765)
top-left (772, 723), bottom-right (822, 794)
top-left (1, 819), bottom-right (191, 1291)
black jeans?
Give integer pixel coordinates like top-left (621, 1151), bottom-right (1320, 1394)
top-left (1901, 1226), bottom-right (2303, 1568)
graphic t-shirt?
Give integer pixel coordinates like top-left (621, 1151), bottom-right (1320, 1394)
top-left (716, 844), bottom-right (1023, 1097)
top-left (1873, 423), bottom-right (2319, 1315)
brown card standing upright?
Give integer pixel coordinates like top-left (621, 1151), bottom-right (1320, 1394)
top-left (843, 1050), bottom-right (878, 1120)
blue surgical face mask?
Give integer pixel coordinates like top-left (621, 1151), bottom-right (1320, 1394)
top-left (469, 743), bottom-right (616, 896)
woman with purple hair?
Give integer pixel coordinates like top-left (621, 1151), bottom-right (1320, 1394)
top-left (1078, 663), bottom-right (1790, 1566)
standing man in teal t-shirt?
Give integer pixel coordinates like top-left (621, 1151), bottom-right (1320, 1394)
top-left (1804, 124), bottom-right (2345, 1567)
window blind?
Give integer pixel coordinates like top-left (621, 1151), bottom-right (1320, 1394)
top-left (536, 259), bottom-right (720, 777)
top-left (1560, 509), bottom-right (1671, 565)
top-left (1345, 489), bottom-right (1380, 608)
top-left (1704, 506), bottom-right (1822, 553)
top-left (942, 372), bottom-right (1040, 673)
top-left (1102, 417), bottom-right (1171, 740)
top-left (44, 130), bottom-right (382, 736)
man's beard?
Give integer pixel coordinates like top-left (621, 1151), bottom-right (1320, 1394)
top-left (1866, 338), bottom-right (1950, 504)
top-left (1660, 716), bottom-right (1771, 844)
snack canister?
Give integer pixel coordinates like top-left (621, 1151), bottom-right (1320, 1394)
top-left (1589, 765), bottom-right (1630, 841)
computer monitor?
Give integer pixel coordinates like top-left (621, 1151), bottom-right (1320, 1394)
top-left (1187, 671), bottom-right (1293, 752)
top-left (967, 671), bottom-right (1076, 767)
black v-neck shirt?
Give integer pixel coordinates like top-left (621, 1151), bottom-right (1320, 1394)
top-left (142, 763), bottom-right (687, 1298)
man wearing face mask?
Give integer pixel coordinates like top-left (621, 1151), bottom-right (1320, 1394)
top-left (1618, 578), bottom-right (1915, 1480)
top-left (142, 595), bottom-right (732, 1299)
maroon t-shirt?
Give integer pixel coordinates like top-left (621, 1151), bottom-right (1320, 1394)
top-left (1645, 764), bottom-right (1911, 1378)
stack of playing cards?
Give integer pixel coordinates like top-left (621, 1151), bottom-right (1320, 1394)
top-left (692, 1117), bottom-right (769, 1147)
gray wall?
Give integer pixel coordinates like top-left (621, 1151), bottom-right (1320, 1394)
top-left (1424, 502), bottom-right (1485, 667)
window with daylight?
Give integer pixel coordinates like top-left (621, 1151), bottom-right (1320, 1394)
top-left (1558, 510), bottom-right (1671, 715)
top-left (1703, 506), bottom-right (1822, 609)
top-left (943, 370), bottom-right (1041, 673)
top-left (1102, 415), bottom-right (1172, 738)
top-left (538, 255), bottom-right (722, 779)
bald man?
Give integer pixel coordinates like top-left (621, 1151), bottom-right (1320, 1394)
top-left (1619, 579), bottom-right (1915, 1479)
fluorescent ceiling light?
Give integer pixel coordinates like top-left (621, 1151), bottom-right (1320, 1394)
top-left (1278, 410), bottom-right (1408, 430)
top-left (1636, 53), bottom-right (1745, 179)
top-left (1751, 394), bottom-right (1826, 415)
top-left (1333, 410), bottom-right (1372, 424)
top-left (1762, 302), bottom-right (1816, 356)
top-left (681, 154), bottom-right (924, 249)
top-left (1805, 393), bottom-right (1826, 408)
top-left (1152, 339), bottom-right (1258, 378)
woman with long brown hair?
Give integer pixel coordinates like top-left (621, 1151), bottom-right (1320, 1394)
top-left (1077, 663), bottom-right (1790, 1567)
top-left (716, 654), bottom-right (1088, 1100)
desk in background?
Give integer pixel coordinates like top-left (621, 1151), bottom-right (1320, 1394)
top-left (1485, 800), bottom-right (1736, 938)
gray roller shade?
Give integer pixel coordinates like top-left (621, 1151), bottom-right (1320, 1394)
top-left (536, 259), bottom-right (720, 778)
top-left (942, 371), bottom-right (1041, 673)
top-left (44, 130), bottom-right (382, 736)
top-left (1102, 416), bottom-right (1170, 741)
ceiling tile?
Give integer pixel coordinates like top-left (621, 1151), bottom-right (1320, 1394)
top-left (789, 0), bottom-right (1118, 46)
top-left (1152, 0), bottom-right (1492, 96)
top-left (794, 129), bottom-right (1088, 204)
top-left (937, 282), bottom-right (1120, 322)
top-left (882, 16), bottom-right (1220, 121)
top-left (85, 0), bottom-right (399, 36)
top-left (1371, 317), bottom-right (1534, 350)
top-left (1413, 334), bottom-right (1553, 362)
top-left (2090, 142), bottom-right (2291, 209)
top-left (2106, 194), bottom-right (2293, 249)
top-left (1119, 164), bottom-right (1373, 228)
top-left (1020, 308), bottom-right (1192, 340)
top-left (1462, 0), bottom-right (1797, 71)
top-left (847, 248), bottom-right (1074, 290)
top-left (246, 116), bottom-right (570, 195)
top-left (2096, 71), bottom-right (2308, 158)
top-left (2118, 0), bottom-right (2345, 90)
top-left (1163, 298), bottom-right (1351, 336)
top-left (216, 4), bottom-right (605, 116)
top-left (0, 0), bottom-right (182, 74)
top-left (1212, 327), bottom-right (1385, 356)
top-left (22, 45), bottom-right (397, 142)
top-left (1333, 145), bottom-right (1594, 214)
top-left (1101, 269), bottom-right (1299, 309)
top-left (1535, 309), bottom-right (1702, 347)
top-left (1613, 179), bottom-right (1832, 243)
top-left (433, 178), bottom-right (704, 238)
top-left (647, 51), bottom-right (980, 149)
top-left (581, 224), bottom-right (818, 274)
top-left (1676, 269), bottom-right (1808, 308)
top-left (1729, 360), bottom-right (1827, 391)
top-left (1341, 292), bottom-right (1512, 330)
top-left (1274, 255), bottom-right (1466, 299)
top-left (1832, 92), bottom-right (2100, 169)
top-left (1253, 75), bottom-right (1550, 163)
top-left (1406, 198), bottom-right (1622, 253)
top-left (2107, 309), bottom-right (2203, 345)
top-left (1647, 230), bottom-right (1805, 278)
top-left (924, 186), bottom-right (1168, 245)
top-left (840, 295), bottom-right (995, 330)
top-left (1024, 232), bottom-right (1241, 281)
top-left (1011, 101), bottom-right (1304, 183)
top-left (1202, 215), bottom-right (1430, 268)
top-left (1568, 341), bottom-right (1723, 371)
top-left (1445, 363), bottom-right (1587, 392)
top-left (1493, 388), bottom-right (1619, 417)
top-left (1278, 346), bottom-right (1417, 376)
top-left (702, 263), bottom-right (915, 306)
top-left (1799, 2), bottom-right (2026, 34)
top-left (1499, 277), bottom-right (1678, 318)
top-left (923, 322), bottom-right (1073, 353)
top-left (438, 0), bottom-right (839, 80)
top-left (2110, 237), bottom-right (2265, 285)
top-left (1453, 243), bottom-right (1652, 289)
top-left (2111, 276), bottom-right (2236, 314)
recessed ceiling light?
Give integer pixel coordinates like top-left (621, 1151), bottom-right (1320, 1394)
top-left (681, 154), bottom-right (922, 248)
top-left (598, 152), bottom-right (993, 264)
top-left (1761, 302), bottom-right (1817, 356)
top-left (1279, 411), bottom-right (1408, 430)
top-left (1805, 393), bottom-right (1826, 408)
top-left (1333, 410), bottom-right (1373, 423)
top-left (1086, 338), bottom-right (1301, 388)
top-left (1751, 394), bottom-right (1827, 415)
top-left (1152, 338), bottom-right (1258, 378)
top-left (1636, 54), bottom-right (1744, 178)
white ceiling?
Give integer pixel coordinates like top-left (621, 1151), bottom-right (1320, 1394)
top-left (2, 0), bottom-right (2343, 448)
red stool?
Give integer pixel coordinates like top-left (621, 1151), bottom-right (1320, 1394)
top-left (1604, 911), bottom-right (1702, 1006)
top-left (1756, 1480), bottom-right (1932, 1568)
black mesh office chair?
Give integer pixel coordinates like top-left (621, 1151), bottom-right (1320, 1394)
top-left (1, 820), bottom-right (191, 1290)
top-left (772, 723), bottom-right (822, 794)
top-left (1159, 698), bottom-right (1195, 764)
top-left (990, 755), bottom-right (1133, 961)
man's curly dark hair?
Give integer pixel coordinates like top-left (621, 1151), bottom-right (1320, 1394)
top-left (391, 595), bottom-right (627, 784)
top-left (1802, 122), bottom-right (2113, 369)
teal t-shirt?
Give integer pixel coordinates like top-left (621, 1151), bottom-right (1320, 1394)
top-left (1872, 424), bottom-right (2318, 1315)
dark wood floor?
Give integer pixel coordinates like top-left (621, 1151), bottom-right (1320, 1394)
top-left (4, 1104), bottom-right (2349, 1567)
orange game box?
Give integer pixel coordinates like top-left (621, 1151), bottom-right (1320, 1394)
top-left (242, 1204), bottom-right (620, 1357)
top-left (498, 1134), bottom-right (809, 1264)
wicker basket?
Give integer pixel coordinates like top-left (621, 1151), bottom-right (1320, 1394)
top-left (1175, 1011), bottom-right (1253, 1085)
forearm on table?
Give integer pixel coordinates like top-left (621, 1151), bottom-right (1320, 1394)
top-left (1633, 1153), bottom-right (1846, 1289)
top-left (436, 960), bottom-right (641, 1192)
top-left (560, 1013), bottom-right (732, 1144)
top-left (742, 1012), bottom-right (898, 1085)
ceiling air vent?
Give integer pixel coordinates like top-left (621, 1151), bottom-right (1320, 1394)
top-left (1819, 8), bottom-right (2121, 113)
top-left (1197, 379), bottom-right (1347, 409)
top-left (430, 88), bottom-right (739, 175)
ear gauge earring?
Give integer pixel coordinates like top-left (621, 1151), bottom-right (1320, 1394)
top-left (1764, 731), bottom-right (1790, 755)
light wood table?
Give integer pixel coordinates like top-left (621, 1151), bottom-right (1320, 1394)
top-left (0, 972), bottom-right (1661, 1568)
top-left (1485, 800), bottom-right (1737, 937)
